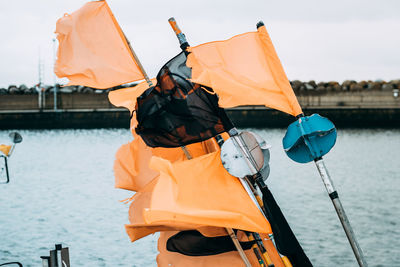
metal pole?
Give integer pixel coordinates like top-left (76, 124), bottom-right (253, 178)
top-left (120, 18), bottom-right (194, 175)
top-left (168, 17), bottom-right (267, 221)
top-left (228, 128), bottom-right (269, 220)
top-left (96, 9), bottom-right (249, 265)
top-left (53, 38), bottom-right (57, 111)
top-left (226, 228), bottom-right (252, 267)
top-left (124, 34), bottom-right (153, 87)
top-left (104, 2), bottom-right (153, 88)
top-left (0, 156), bottom-right (10, 184)
top-left (216, 135), bottom-right (273, 266)
top-left (49, 250), bottom-right (57, 267)
top-left (38, 48), bottom-right (44, 110)
top-left (168, 18), bottom-right (274, 266)
top-left (296, 113), bottom-right (367, 266)
top-left (60, 247), bottom-right (71, 267)
top-left (55, 244), bottom-right (62, 267)
top-left (181, 146), bottom-right (192, 159)
top-left (314, 159), bottom-right (367, 267)
top-left (180, 146), bottom-right (252, 267)
top-left (41, 256), bottom-right (50, 267)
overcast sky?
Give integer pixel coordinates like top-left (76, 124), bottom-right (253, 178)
top-left (0, 0), bottom-right (399, 88)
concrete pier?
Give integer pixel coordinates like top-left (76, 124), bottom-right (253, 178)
top-left (1, 90), bottom-right (399, 129)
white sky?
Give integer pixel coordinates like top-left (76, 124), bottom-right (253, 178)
top-left (0, 0), bottom-right (399, 88)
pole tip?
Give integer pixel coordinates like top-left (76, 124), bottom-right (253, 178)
top-left (256, 21), bottom-right (265, 29)
top-left (168, 17), bottom-right (176, 22)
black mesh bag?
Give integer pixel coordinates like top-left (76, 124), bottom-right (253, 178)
top-left (135, 52), bottom-right (230, 148)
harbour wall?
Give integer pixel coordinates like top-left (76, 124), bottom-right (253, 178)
top-left (1, 90), bottom-right (400, 129)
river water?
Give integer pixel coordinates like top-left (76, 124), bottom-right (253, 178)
top-left (0, 128), bottom-right (399, 267)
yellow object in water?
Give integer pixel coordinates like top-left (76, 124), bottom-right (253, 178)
top-left (0, 144), bottom-right (11, 156)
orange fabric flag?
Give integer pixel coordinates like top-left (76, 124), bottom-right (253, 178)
top-left (125, 177), bottom-right (209, 241)
top-left (0, 144), bottom-right (11, 156)
top-left (114, 137), bottom-right (158, 192)
top-left (120, 136), bottom-right (239, 242)
top-left (113, 107), bottom-right (224, 192)
top-left (55, 1), bottom-right (145, 89)
top-left (114, 133), bottom-right (221, 192)
top-left (134, 152), bottom-right (271, 235)
top-left (108, 78), bottom-right (157, 113)
top-left (187, 25), bottom-right (302, 117)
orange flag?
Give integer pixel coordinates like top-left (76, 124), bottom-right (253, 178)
top-left (126, 152), bottom-right (271, 238)
top-left (117, 137), bottom-right (230, 241)
top-left (114, 137), bottom-right (158, 192)
top-left (108, 78), bottom-right (157, 113)
top-left (114, 130), bottom-right (223, 192)
top-left (124, 177), bottom-right (209, 241)
top-left (187, 25), bottom-right (302, 117)
top-left (55, 1), bottom-right (145, 89)
top-left (0, 144), bottom-right (11, 156)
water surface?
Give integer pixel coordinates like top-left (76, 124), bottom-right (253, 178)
top-left (0, 129), bottom-right (399, 266)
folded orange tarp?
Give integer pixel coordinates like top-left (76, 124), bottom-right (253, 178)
top-left (55, 1), bottom-right (144, 89)
top-left (133, 152), bottom-right (271, 235)
top-left (187, 25), bottom-right (302, 117)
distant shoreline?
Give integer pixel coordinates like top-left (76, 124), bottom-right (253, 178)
top-left (1, 79), bottom-right (399, 95)
top-left (0, 107), bottom-right (399, 130)
top-left (1, 80), bottom-right (399, 129)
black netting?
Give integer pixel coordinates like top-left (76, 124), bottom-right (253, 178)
top-left (135, 52), bottom-right (229, 148)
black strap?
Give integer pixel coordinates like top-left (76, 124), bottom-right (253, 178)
top-left (261, 186), bottom-right (313, 266)
top-left (166, 230), bottom-right (255, 256)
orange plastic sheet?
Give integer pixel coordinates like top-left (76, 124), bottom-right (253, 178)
top-left (108, 79), bottom-right (157, 113)
top-left (0, 144), bottom-right (11, 156)
top-left (126, 152), bottom-right (271, 238)
top-left (125, 177), bottom-right (207, 241)
top-left (114, 134), bottom-right (221, 192)
top-left (125, 176), bottom-right (231, 242)
top-left (114, 137), bottom-right (158, 192)
top-left (187, 25), bottom-right (302, 117)
top-left (114, 109), bottom-right (224, 192)
top-left (55, 1), bottom-right (144, 89)
top-left (120, 135), bottom-right (239, 241)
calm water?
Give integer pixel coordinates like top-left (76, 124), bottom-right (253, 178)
top-left (0, 129), bottom-right (399, 267)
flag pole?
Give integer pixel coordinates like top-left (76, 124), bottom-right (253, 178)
top-left (314, 158), bottom-right (367, 267)
top-left (167, 18), bottom-right (317, 267)
top-left (283, 113), bottom-right (368, 267)
top-left (103, 0), bottom-right (153, 88)
top-left (179, 146), bottom-right (252, 267)
top-left (167, 17), bottom-right (267, 219)
top-left (169, 17), bottom-right (274, 267)
top-left (117, 17), bottom-right (201, 159)
top-left (121, 31), bottom-right (153, 87)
